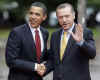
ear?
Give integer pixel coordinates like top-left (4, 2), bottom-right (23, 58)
top-left (43, 14), bottom-right (47, 21)
top-left (73, 12), bottom-right (75, 19)
top-left (74, 15), bottom-right (75, 19)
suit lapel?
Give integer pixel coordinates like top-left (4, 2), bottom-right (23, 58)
top-left (57, 29), bottom-right (63, 62)
top-left (40, 27), bottom-right (46, 56)
top-left (24, 24), bottom-right (36, 56)
top-left (40, 27), bottom-right (46, 46)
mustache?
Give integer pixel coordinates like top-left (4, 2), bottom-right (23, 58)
top-left (62, 23), bottom-right (70, 25)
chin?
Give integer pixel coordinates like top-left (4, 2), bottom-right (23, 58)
top-left (63, 27), bottom-right (69, 30)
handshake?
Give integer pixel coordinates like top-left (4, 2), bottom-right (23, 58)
top-left (36, 63), bottom-right (46, 76)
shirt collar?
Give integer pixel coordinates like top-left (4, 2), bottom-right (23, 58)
top-left (68, 23), bottom-right (75, 33)
top-left (28, 23), bottom-right (41, 33)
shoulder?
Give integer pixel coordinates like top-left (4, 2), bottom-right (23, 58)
top-left (9, 24), bottom-right (27, 38)
top-left (51, 28), bottom-right (62, 39)
top-left (52, 28), bottom-right (62, 36)
top-left (12, 24), bottom-right (26, 32)
top-left (83, 27), bottom-right (94, 39)
top-left (84, 27), bottom-right (93, 35)
top-left (40, 26), bottom-right (49, 35)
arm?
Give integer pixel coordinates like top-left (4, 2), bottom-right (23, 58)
top-left (79, 29), bottom-right (96, 59)
top-left (42, 30), bottom-right (49, 61)
top-left (5, 29), bottom-right (35, 72)
top-left (70, 24), bottom-right (96, 59)
top-left (45, 33), bottom-right (55, 73)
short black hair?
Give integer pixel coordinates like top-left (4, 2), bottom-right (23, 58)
top-left (30, 2), bottom-right (47, 15)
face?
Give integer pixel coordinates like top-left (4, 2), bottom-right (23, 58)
top-left (56, 7), bottom-right (75, 31)
top-left (28, 6), bottom-right (47, 28)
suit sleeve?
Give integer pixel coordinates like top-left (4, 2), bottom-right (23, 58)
top-left (80, 29), bottom-right (96, 59)
top-left (43, 31), bottom-right (49, 61)
top-left (45, 33), bottom-right (55, 74)
top-left (5, 29), bottom-right (35, 72)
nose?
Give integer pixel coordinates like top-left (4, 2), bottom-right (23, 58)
top-left (62, 17), bottom-right (66, 22)
top-left (31, 14), bottom-right (36, 19)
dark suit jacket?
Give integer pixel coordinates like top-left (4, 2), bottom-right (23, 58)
top-left (5, 23), bottom-right (49, 80)
top-left (46, 26), bottom-right (96, 80)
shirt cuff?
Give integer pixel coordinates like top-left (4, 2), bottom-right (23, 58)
top-left (77, 40), bottom-right (84, 46)
top-left (34, 63), bottom-right (38, 71)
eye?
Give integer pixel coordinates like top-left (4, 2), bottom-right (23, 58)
top-left (35, 13), bottom-right (40, 16)
top-left (29, 12), bottom-right (33, 15)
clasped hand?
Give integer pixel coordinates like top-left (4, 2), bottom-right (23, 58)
top-left (36, 64), bottom-right (46, 76)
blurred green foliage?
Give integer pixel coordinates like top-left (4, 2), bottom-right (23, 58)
top-left (0, 27), bottom-right (99, 40)
top-left (89, 27), bottom-right (100, 38)
top-left (88, 0), bottom-right (100, 6)
top-left (0, 29), bottom-right (10, 38)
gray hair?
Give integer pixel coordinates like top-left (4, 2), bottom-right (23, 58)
top-left (56, 3), bottom-right (75, 14)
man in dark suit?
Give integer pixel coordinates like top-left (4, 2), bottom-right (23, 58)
top-left (40, 3), bottom-right (96, 80)
top-left (5, 2), bottom-right (49, 80)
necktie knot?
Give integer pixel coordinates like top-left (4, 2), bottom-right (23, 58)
top-left (35, 29), bottom-right (39, 33)
top-left (63, 31), bottom-right (67, 36)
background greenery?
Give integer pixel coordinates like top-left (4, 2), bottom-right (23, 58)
top-left (0, 28), bottom-right (99, 40)
top-left (0, 0), bottom-right (100, 39)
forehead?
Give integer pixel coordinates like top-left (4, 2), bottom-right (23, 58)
top-left (29, 6), bottom-right (43, 14)
top-left (57, 7), bottom-right (72, 16)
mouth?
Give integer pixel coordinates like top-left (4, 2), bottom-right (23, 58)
top-left (31, 21), bottom-right (36, 24)
top-left (30, 19), bottom-right (37, 24)
top-left (63, 23), bottom-right (69, 26)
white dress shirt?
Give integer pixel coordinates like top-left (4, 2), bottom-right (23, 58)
top-left (29, 25), bottom-right (44, 52)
